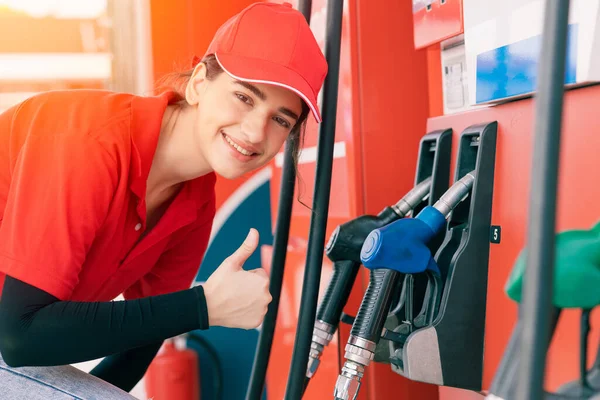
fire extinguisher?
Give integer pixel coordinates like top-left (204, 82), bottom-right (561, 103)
top-left (145, 337), bottom-right (200, 400)
top-left (145, 334), bottom-right (223, 400)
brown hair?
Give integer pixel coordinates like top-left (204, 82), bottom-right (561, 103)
top-left (155, 54), bottom-right (311, 205)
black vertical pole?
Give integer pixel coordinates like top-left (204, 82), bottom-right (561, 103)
top-left (516, 1), bottom-right (570, 399)
top-left (245, 3), bottom-right (313, 399)
top-left (284, 0), bottom-right (344, 398)
top-left (297, 0), bottom-right (313, 19)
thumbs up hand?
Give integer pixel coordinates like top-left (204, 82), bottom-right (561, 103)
top-left (203, 229), bottom-right (273, 329)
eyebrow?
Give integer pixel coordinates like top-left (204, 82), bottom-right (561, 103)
top-left (234, 80), bottom-right (300, 122)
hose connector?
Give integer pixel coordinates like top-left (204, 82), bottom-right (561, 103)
top-left (306, 320), bottom-right (335, 378)
top-left (432, 172), bottom-right (475, 217)
top-left (333, 360), bottom-right (364, 400)
top-left (333, 336), bottom-right (375, 399)
top-left (343, 335), bottom-right (376, 366)
top-left (392, 177), bottom-right (432, 216)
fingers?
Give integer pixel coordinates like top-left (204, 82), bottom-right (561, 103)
top-left (248, 267), bottom-right (268, 278)
top-left (248, 268), bottom-right (270, 295)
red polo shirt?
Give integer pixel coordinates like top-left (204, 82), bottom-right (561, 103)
top-left (0, 90), bottom-right (216, 301)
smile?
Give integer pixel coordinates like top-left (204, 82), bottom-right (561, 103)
top-left (222, 132), bottom-right (258, 157)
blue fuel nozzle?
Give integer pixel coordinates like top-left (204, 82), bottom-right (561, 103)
top-left (360, 206), bottom-right (445, 275)
top-left (359, 172), bottom-right (476, 275)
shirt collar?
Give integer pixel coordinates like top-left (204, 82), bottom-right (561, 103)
top-left (129, 91), bottom-right (216, 210)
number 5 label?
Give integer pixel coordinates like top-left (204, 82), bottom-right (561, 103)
top-left (490, 226), bottom-right (501, 244)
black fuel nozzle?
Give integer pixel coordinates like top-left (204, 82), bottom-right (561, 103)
top-left (305, 178), bottom-right (432, 385)
top-left (333, 172), bottom-right (476, 400)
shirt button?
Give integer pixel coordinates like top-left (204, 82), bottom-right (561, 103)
top-left (134, 223), bottom-right (142, 231)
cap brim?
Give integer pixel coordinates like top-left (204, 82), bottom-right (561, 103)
top-left (215, 52), bottom-right (322, 123)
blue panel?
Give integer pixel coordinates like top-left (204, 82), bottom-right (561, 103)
top-left (191, 179), bottom-right (273, 400)
top-left (476, 24), bottom-right (579, 103)
top-left (188, 329), bottom-right (264, 400)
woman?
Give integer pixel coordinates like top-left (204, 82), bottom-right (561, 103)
top-left (0, 2), bottom-right (327, 398)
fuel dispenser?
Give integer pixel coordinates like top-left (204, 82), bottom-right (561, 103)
top-left (487, 222), bottom-right (600, 400)
top-left (394, 123), bottom-right (497, 389)
top-left (334, 122), bottom-right (497, 400)
top-left (305, 129), bottom-right (453, 391)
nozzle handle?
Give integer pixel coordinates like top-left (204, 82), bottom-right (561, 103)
top-left (316, 260), bottom-right (361, 325)
top-left (350, 269), bottom-right (402, 343)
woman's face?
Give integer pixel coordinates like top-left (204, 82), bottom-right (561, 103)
top-left (187, 63), bottom-right (303, 179)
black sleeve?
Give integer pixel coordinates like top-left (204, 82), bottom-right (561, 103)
top-left (0, 276), bottom-right (209, 368)
top-left (89, 342), bottom-right (162, 392)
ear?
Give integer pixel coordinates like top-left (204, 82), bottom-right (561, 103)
top-left (185, 62), bottom-right (208, 106)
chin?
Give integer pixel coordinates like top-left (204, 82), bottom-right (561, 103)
top-left (216, 170), bottom-right (244, 180)
top-left (213, 164), bottom-right (248, 180)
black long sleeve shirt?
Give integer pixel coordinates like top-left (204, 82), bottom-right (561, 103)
top-left (0, 276), bottom-right (209, 391)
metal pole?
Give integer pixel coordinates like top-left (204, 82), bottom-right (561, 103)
top-left (284, 0), bottom-right (344, 398)
top-left (245, 3), bottom-right (313, 399)
top-left (517, 1), bottom-right (570, 399)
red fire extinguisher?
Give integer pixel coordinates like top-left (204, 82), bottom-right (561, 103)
top-left (145, 338), bottom-right (200, 400)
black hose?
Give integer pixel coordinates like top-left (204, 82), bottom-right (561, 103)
top-left (297, 0), bottom-right (312, 19)
top-left (351, 269), bottom-right (402, 342)
top-left (580, 309), bottom-right (592, 390)
top-left (283, 0), bottom-right (344, 398)
top-left (245, 139), bottom-right (299, 400)
top-left (594, 335), bottom-right (600, 370)
top-left (302, 376), bottom-right (310, 397)
top-left (187, 333), bottom-right (223, 400)
top-left (516, 1), bottom-right (570, 399)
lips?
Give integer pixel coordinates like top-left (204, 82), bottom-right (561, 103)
top-left (222, 132), bottom-right (260, 156)
top-left (220, 132), bottom-right (262, 164)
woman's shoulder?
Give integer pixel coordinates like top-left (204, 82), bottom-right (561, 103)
top-left (10, 89), bottom-right (145, 150)
top-left (18, 89), bottom-right (136, 126)
top-left (0, 91), bottom-right (142, 181)
top-left (7, 89), bottom-right (137, 134)
top-left (3, 88), bottom-right (174, 167)
top-left (10, 89), bottom-right (173, 131)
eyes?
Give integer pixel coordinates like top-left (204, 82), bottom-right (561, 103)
top-left (235, 92), bottom-right (292, 129)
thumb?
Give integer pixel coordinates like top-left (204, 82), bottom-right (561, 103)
top-left (226, 228), bottom-right (259, 268)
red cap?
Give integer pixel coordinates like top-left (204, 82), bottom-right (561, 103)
top-left (194, 2), bottom-right (328, 123)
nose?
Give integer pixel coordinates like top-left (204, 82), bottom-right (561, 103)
top-left (241, 111), bottom-right (269, 144)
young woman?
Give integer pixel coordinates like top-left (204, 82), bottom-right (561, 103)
top-left (0, 2), bottom-right (327, 398)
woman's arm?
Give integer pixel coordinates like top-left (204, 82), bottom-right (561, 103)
top-left (0, 276), bottom-right (208, 368)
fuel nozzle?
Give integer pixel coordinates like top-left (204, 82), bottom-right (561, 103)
top-left (324, 177), bottom-right (432, 262)
top-left (306, 178), bottom-right (432, 389)
top-left (432, 172), bottom-right (475, 217)
top-left (390, 175), bottom-right (432, 217)
top-left (333, 172), bottom-right (476, 399)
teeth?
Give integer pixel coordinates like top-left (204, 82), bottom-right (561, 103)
top-left (224, 134), bottom-right (254, 156)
